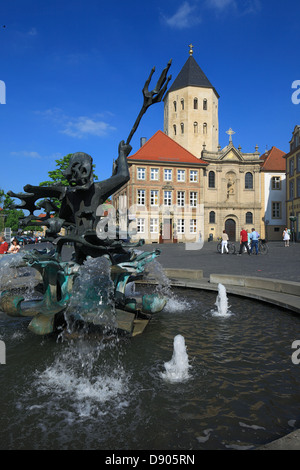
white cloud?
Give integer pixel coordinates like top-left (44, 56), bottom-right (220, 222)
top-left (208, 0), bottom-right (235, 10)
top-left (206, 0), bottom-right (261, 14)
top-left (11, 151), bottom-right (62, 160)
top-left (61, 116), bottom-right (116, 138)
top-left (36, 108), bottom-right (116, 139)
top-left (162, 2), bottom-right (201, 29)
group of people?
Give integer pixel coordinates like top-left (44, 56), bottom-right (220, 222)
top-left (0, 236), bottom-right (21, 255)
top-left (220, 227), bottom-right (260, 255)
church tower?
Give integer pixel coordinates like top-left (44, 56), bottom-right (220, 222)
top-left (164, 45), bottom-right (219, 157)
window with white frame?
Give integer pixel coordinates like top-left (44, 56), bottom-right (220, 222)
top-left (177, 219), bottom-right (185, 234)
top-left (177, 191), bottom-right (185, 207)
top-left (137, 189), bottom-right (145, 205)
top-left (150, 168), bottom-right (159, 180)
top-left (150, 190), bottom-right (159, 206)
top-left (150, 218), bottom-right (159, 234)
top-left (177, 169), bottom-right (185, 182)
top-left (190, 191), bottom-right (197, 207)
top-left (137, 218), bottom-right (145, 233)
top-left (271, 176), bottom-right (281, 190)
top-left (190, 219), bottom-right (197, 233)
top-left (190, 170), bottom-right (198, 182)
top-left (164, 190), bottom-right (172, 206)
top-left (137, 167), bottom-right (145, 180)
top-left (164, 169), bottom-right (172, 181)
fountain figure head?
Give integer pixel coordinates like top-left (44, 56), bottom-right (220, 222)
top-left (63, 152), bottom-right (94, 190)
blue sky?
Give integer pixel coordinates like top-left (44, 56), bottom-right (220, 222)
top-left (1, 0), bottom-right (299, 194)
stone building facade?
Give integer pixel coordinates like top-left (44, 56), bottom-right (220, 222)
top-left (260, 146), bottom-right (287, 241)
top-left (201, 139), bottom-right (263, 241)
top-left (284, 125), bottom-right (300, 241)
top-left (112, 130), bottom-right (207, 244)
top-left (113, 46), bottom-right (286, 244)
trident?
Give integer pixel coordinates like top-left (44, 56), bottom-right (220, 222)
top-left (126, 59), bottom-right (172, 146)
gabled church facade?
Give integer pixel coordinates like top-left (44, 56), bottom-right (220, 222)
top-left (201, 138), bottom-right (263, 241)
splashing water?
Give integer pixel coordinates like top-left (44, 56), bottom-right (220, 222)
top-left (161, 334), bottom-right (190, 383)
top-left (144, 260), bottom-right (193, 313)
top-left (0, 253), bottom-right (39, 300)
top-left (64, 257), bottom-right (117, 334)
top-left (35, 338), bottom-right (130, 419)
top-left (144, 259), bottom-right (172, 297)
top-left (212, 283), bottom-right (231, 317)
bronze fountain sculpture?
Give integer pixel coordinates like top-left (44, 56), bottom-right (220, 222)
top-left (0, 60), bottom-right (172, 337)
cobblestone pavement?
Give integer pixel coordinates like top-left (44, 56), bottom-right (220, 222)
top-left (141, 241), bottom-right (300, 283)
top-left (25, 240), bottom-right (300, 283)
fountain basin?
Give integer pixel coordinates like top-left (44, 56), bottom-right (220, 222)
top-left (1, 286), bottom-right (300, 450)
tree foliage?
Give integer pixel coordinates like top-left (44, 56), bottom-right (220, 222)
top-left (0, 190), bottom-right (25, 232)
top-left (39, 154), bottom-right (98, 187)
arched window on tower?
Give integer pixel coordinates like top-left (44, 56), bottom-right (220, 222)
top-left (194, 98), bottom-right (198, 110)
top-left (203, 99), bottom-right (207, 110)
top-left (173, 124), bottom-right (177, 136)
top-left (246, 212), bottom-right (253, 224)
top-left (181, 99), bottom-right (184, 110)
top-left (245, 172), bottom-right (253, 189)
top-left (193, 122), bottom-right (198, 134)
top-left (208, 171), bottom-right (215, 188)
top-left (203, 123), bottom-right (207, 134)
top-left (180, 123), bottom-right (184, 134)
top-left (209, 211), bottom-right (216, 223)
top-left (173, 101), bottom-right (177, 112)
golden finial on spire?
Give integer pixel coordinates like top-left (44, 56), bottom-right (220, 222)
top-left (189, 44), bottom-right (194, 56)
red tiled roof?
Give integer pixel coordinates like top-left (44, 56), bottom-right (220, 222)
top-left (260, 146), bottom-right (286, 172)
top-left (128, 130), bottom-right (208, 165)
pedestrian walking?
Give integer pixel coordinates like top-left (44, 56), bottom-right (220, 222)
top-left (221, 230), bottom-right (229, 254)
top-left (238, 228), bottom-right (250, 255)
top-left (0, 236), bottom-right (8, 254)
top-left (283, 227), bottom-right (290, 247)
top-left (249, 228), bottom-right (259, 255)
